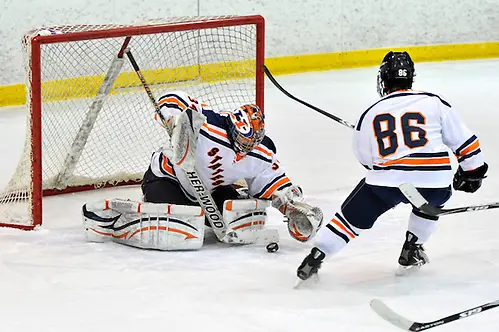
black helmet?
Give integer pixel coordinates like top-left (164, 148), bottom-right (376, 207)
top-left (377, 51), bottom-right (415, 97)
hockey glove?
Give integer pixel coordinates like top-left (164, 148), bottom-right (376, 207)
top-left (271, 185), bottom-right (323, 242)
top-left (165, 107), bottom-right (205, 170)
top-left (453, 163), bottom-right (488, 193)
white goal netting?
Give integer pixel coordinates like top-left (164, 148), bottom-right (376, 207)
top-left (0, 16), bottom-right (263, 228)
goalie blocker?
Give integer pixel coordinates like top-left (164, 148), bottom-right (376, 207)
top-left (82, 198), bottom-right (276, 250)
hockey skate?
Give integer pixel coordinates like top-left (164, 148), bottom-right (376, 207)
top-left (296, 247), bottom-right (326, 282)
top-left (395, 231), bottom-right (430, 276)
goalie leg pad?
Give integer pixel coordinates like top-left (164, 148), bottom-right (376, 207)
top-left (83, 199), bottom-right (205, 250)
top-left (222, 199), bottom-right (279, 244)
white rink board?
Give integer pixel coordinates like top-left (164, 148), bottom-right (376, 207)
top-left (1, 60), bottom-right (499, 331)
top-left (2, 0), bottom-right (499, 85)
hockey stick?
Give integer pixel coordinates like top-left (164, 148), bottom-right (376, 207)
top-left (399, 182), bottom-right (499, 217)
top-left (370, 298), bottom-right (499, 331)
top-left (125, 49), bottom-right (231, 242)
top-left (263, 65), bottom-right (355, 129)
top-left (55, 37), bottom-right (131, 188)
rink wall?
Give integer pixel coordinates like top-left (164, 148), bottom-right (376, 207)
top-left (1, 0), bottom-right (499, 106)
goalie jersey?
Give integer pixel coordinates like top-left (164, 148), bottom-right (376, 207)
top-left (148, 91), bottom-right (292, 201)
top-left (354, 90), bottom-right (485, 188)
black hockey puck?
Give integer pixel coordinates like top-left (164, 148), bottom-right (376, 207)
top-left (266, 242), bottom-right (279, 253)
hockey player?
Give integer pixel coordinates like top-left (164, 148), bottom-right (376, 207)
top-left (297, 51), bottom-right (488, 280)
top-left (82, 91), bottom-right (323, 250)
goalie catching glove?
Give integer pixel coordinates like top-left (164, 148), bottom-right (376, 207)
top-left (271, 185), bottom-right (323, 242)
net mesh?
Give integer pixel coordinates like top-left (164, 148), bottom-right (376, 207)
top-left (0, 16), bottom-right (260, 227)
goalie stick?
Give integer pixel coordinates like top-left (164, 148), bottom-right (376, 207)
top-left (263, 65), bottom-right (355, 129)
top-left (370, 298), bottom-right (499, 331)
top-left (55, 37), bottom-right (132, 188)
top-left (126, 49), bottom-right (277, 246)
top-left (399, 183), bottom-right (499, 217)
top-left (125, 49), bottom-right (231, 243)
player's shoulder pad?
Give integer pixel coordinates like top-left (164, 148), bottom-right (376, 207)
top-left (356, 91), bottom-right (452, 130)
top-left (247, 135), bottom-right (276, 164)
top-left (157, 91), bottom-right (191, 113)
top-left (390, 90), bottom-right (451, 108)
top-left (202, 109), bottom-right (228, 130)
top-left (261, 136), bottom-right (277, 154)
top-left (415, 91), bottom-right (452, 108)
top-left (158, 91), bottom-right (190, 106)
top-left (356, 100), bottom-right (383, 131)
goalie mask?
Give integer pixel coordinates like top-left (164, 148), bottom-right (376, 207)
top-left (377, 51), bottom-right (415, 97)
top-left (226, 104), bottom-right (265, 155)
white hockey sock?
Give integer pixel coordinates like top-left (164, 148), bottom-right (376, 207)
top-left (407, 212), bottom-right (437, 244)
top-left (314, 212), bottom-right (363, 256)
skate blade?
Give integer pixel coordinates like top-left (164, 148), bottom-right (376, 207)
top-left (293, 273), bottom-right (320, 289)
top-left (395, 264), bottom-right (422, 276)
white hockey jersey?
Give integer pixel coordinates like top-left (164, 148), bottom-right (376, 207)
top-left (353, 90), bottom-right (484, 188)
top-left (149, 91), bottom-right (292, 201)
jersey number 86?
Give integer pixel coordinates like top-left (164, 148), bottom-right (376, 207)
top-left (373, 112), bottom-right (428, 157)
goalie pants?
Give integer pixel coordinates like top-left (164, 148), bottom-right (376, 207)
top-left (315, 178), bottom-right (452, 255)
top-left (141, 167), bottom-right (241, 226)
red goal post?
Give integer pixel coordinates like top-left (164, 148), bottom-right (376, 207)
top-left (0, 15), bottom-right (265, 230)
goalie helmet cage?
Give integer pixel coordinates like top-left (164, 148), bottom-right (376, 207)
top-left (1, 15), bottom-right (265, 230)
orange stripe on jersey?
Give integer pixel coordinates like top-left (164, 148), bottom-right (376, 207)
top-left (459, 139), bottom-right (480, 157)
top-left (380, 157), bottom-right (451, 167)
top-left (161, 156), bottom-right (175, 176)
top-left (158, 97), bottom-right (187, 110)
top-left (330, 218), bottom-right (355, 239)
top-left (202, 123), bottom-right (229, 140)
top-left (260, 177), bottom-right (291, 199)
top-left (255, 145), bottom-right (272, 157)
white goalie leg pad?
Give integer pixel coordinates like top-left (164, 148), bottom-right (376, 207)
top-left (222, 199), bottom-right (279, 244)
top-left (82, 199), bottom-right (205, 250)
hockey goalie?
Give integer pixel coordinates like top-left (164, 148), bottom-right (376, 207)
top-left (82, 90), bottom-right (323, 250)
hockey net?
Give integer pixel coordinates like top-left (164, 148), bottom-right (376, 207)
top-left (1, 15), bottom-right (265, 230)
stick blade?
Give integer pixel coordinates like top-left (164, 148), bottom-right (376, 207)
top-left (399, 183), bottom-right (428, 209)
top-left (370, 299), bottom-right (416, 331)
top-left (399, 183), bottom-right (442, 217)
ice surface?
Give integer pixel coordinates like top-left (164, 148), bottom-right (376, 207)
top-left (1, 59), bottom-right (499, 331)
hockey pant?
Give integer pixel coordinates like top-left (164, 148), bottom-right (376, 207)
top-left (142, 167), bottom-right (242, 226)
top-left (315, 178), bottom-right (451, 255)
